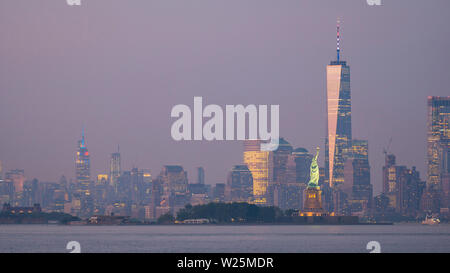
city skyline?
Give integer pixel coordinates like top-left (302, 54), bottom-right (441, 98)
top-left (1, 1), bottom-right (450, 195)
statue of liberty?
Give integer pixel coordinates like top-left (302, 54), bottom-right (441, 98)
top-left (307, 147), bottom-right (320, 189)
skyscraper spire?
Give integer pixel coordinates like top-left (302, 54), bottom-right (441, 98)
top-left (81, 126), bottom-right (86, 147)
top-left (336, 18), bottom-right (341, 62)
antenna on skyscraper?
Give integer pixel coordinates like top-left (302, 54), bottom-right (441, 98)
top-left (81, 126), bottom-right (86, 147)
top-left (337, 18), bottom-right (341, 62)
top-left (383, 137), bottom-right (392, 156)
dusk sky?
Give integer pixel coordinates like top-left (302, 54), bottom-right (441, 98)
top-left (1, 0), bottom-right (449, 194)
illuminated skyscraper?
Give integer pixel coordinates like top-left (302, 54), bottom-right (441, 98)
top-left (109, 146), bottom-right (121, 190)
top-left (427, 96), bottom-right (450, 189)
top-left (243, 140), bottom-right (273, 205)
top-left (325, 20), bottom-right (352, 188)
top-left (426, 97), bottom-right (450, 214)
top-left (76, 129), bottom-right (91, 195)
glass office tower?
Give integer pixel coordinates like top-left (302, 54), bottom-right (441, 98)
top-left (427, 96), bottom-right (450, 189)
top-left (325, 21), bottom-right (352, 188)
top-left (243, 140), bottom-right (273, 205)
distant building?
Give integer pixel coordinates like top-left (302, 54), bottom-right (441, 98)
top-left (226, 165), bottom-right (253, 203)
top-left (130, 168), bottom-right (146, 205)
top-left (5, 169), bottom-right (25, 193)
top-left (270, 138), bottom-right (293, 207)
top-left (213, 183), bottom-right (226, 203)
top-left (92, 180), bottom-right (109, 215)
top-left (427, 96), bottom-right (450, 189)
top-left (117, 171), bottom-right (132, 202)
top-left (188, 183), bottom-right (207, 195)
top-left (69, 194), bottom-right (82, 216)
top-left (158, 165), bottom-right (188, 195)
top-left (279, 151), bottom-right (306, 210)
top-left (155, 206), bottom-right (171, 219)
top-left (142, 169), bottom-right (152, 184)
top-left (373, 193), bottom-right (391, 217)
top-left (141, 169), bottom-right (153, 205)
top-left (109, 147), bottom-right (121, 190)
top-left (22, 179), bottom-right (39, 207)
top-left (151, 165), bottom-right (189, 216)
top-left (197, 167), bottom-right (205, 184)
top-left (382, 154), bottom-right (399, 209)
top-left (292, 148), bottom-right (313, 184)
top-left (243, 140), bottom-right (273, 205)
top-left (272, 138), bottom-right (293, 185)
top-left (115, 168), bottom-right (151, 206)
top-left (421, 190), bottom-right (441, 214)
top-left (402, 167), bottom-right (426, 217)
top-left (382, 154), bottom-right (425, 216)
top-left (2, 203), bottom-right (41, 214)
top-left (144, 205), bottom-right (154, 220)
top-left (190, 193), bottom-right (209, 206)
top-left (426, 96), bottom-right (449, 215)
top-left (274, 182), bottom-right (305, 210)
top-left (97, 174), bottom-right (108, 185)
top-left (350, 160), bottom-right (372, 206)
top-left (75, 129), bottom-right (91, 196)
top-left (442, 174), bottom-right (450, 216)
top-left (342, 140), bottom-right (372, 216)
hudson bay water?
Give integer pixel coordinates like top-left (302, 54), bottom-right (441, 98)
top-left (0, 224), bottom-right (449, 253)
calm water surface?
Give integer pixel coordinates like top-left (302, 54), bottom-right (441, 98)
top-left (1, 224), bottom-right (449, 253)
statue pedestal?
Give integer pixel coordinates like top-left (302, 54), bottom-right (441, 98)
top-left (302, 187), bottom-right (324, 216)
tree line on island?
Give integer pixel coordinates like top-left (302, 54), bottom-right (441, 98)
top-left (0, 210), bottom-right (80, 224)
top-left (158, 202), bottom-right (293, 224)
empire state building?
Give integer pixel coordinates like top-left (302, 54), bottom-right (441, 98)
top-left (76, 129), bottom-right (91, 195)
top-left (325, 20), bottom-right (352, 188)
